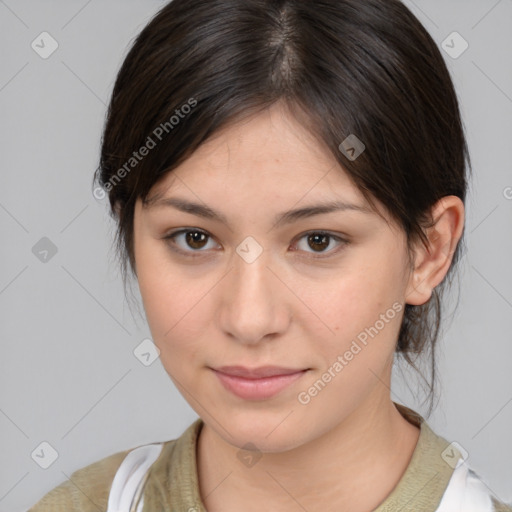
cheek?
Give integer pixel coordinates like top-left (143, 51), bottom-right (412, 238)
top-left (296, 274), bottom-right (404, 407)
top-left (135, 242), bottom-right (209, 363)
top-left (304, 255), bottom-right (405, 364)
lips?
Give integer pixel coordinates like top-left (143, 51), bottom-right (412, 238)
top-left (211, 365), bottom-right (309, 400)
top-left (213, 365), bottom-right (308, 379)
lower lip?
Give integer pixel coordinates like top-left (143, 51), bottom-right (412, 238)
top-left (213, 369), bottom-right (308, 400)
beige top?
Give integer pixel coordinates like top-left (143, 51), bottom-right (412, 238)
top-left (28, 403), bottom-right (512, 511)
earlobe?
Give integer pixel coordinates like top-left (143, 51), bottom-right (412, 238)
top-left (405, 195), bottom-right (465, 306)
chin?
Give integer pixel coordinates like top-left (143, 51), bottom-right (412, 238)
top-left (211, 411), bottom-right (312, 453)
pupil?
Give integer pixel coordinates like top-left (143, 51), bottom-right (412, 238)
top-left (309, 234), bottom-right (328, 252)
top-left (186, 231), bottom-right (207, 249)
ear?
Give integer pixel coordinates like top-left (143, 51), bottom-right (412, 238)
top-left (405, 195), bottom-right (465, 306)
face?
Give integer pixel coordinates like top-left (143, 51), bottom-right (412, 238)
top-left (133, 102), bottom-right (414, 452)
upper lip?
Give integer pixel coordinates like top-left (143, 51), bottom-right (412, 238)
top-left (212, 365), bottom-right (308, 379)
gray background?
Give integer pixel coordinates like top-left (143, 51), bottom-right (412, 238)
top-left (0, 1), bottom-right (511, 510)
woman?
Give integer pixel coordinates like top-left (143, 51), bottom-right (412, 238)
top-left (28, 0), bottom-right (512, 510)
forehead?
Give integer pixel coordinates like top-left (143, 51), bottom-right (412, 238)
top-left (146, 103), bottom-right (369, 208)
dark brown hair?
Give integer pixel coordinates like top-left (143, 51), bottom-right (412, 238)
top-left (94, 0), bottom-right (471, 415)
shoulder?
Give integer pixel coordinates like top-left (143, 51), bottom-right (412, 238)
top-left (27, 440), bottom-right (176, 512)
top-left (392, 404), bottom-right (511, 512)
top-left (437, 461), bottom-right (512, 512)
top-left (492, 497), bottom-right (512, 512)
top-left (27, 448), bottom-right (133, 512)
top-left (468, 468), bottom-right (512, 512)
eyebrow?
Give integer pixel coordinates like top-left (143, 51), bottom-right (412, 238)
top-left (144, 196), bottom-right (373, 228)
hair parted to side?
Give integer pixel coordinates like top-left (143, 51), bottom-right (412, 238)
top-left (93, 0), bottom-right (471, 416)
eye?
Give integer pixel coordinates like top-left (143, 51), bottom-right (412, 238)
top-left (163, 228), bottom-right (219, 257)
top-left (292, 231), bottom-right (348, 258)
top-left (162, 228), bottom-right (348, 259)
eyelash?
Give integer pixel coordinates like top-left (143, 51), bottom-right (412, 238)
top-left (162, 228), bottom-right (348, 260)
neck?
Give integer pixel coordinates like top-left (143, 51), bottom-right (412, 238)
top-left (196, 391), bottom-right (420, 512)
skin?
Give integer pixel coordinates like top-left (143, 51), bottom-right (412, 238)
top-left (132, 101), bottom-right (465, 511)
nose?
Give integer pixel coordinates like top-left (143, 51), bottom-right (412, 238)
top-left (217, 247), bottom-right (292, 345)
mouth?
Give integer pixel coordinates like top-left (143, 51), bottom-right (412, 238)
top-left (210, 366), bottom-right (310, 400)
top-left (212, 365), bottom-right (309, 379)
